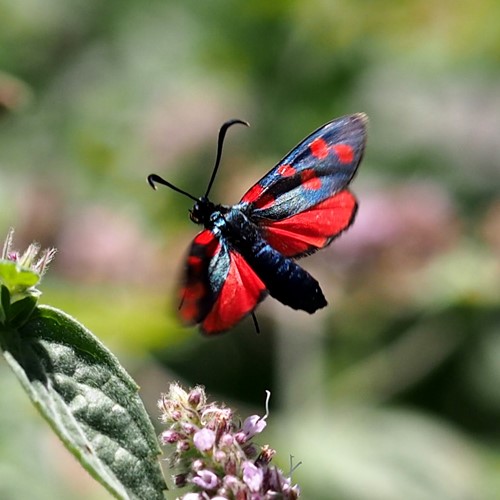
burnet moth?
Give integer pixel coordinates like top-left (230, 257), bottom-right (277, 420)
top-left (148, 113), bottom-right (367, 335)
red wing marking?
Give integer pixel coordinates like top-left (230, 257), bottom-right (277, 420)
top-left (332, 143), bottom-right (354, 164)
top-left (241, 183), bottom-right (275, 209)
top-left (194, 230), bottom-right (216, 246)
top-left (187, 255), bottom-right (203, 269)
top-left (241, 183), bottom-right (264, 204)
top-left (277, 164), bottom-right (296, 177)
top-left (179, 230), bottom-right (221, 325)
top-left (301, 169), bottom-right (322, 191)
top-left (310, 137), bottom-right (329, 159)
top-left (202, 251), bottom-right (266, 335)
top-left (262, 190), bottom-right (357, 257)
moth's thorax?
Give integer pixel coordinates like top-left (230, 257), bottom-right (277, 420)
top-left (189, 197), bottom-right (229, 227)
top-left (190, 201), bottom-right (256, 243)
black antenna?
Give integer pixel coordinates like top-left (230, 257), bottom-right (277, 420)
top-left (147, 174), bottom-right (199, 202)
top-left (147, 118), bottom-right (249, 202)
top-left (204, 119), bottom-right (249, 198)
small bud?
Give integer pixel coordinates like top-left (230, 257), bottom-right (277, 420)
top-left (214, 450), bottom-right (226, 463)
top-left (161, 430), bottom-right (182, 444)
top-left (176, 440), bottom-right (190, 452)
top-left (193, 428), bottom-right (216, 452)
top-left (173, 473), bottom-right (188, 488)
top-left (192, 459), bottom-right (205, 472)
top-left (181, 422), bottom-right (196, 435)
top-left (234, 432), bottom-right (247, 444)
top-left (219, 433), bottom-right (233, 447)
top-left (171, 410), bottom-right (182, 421)
top-left (188, 387), bottom-right (205, 407)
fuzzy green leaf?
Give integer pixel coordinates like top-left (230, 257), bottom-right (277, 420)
top-left (0, 305), bottom-right (166, 500)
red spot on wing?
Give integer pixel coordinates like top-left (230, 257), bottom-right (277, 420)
top-left (277, 164), bottom-right (296, 177)
top-left (332, 143), bottom-right (354, 164)
top-left (307, 178), bottom-right (322, 190)
top-left (194, 230), bottom-right (215, 246)
top-left (187, 255), bottom-right (203, 270)
top-left (262, 190), bottom-right (357, 257)
top-left (310, 138), bottom-right (329, 159)
top-left (241, 183), bottom-right (264, 204)
top-left (201, 251), bottom-right (266, 335)
top-left (301, 169), bottom-right (322, 191)
top-left (241, 183), bottom-right (275, 209)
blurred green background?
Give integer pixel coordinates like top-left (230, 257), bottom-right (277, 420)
top-left (1, 0), bottom-right (499, 499)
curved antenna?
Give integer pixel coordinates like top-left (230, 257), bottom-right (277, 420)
top-left (147, 173), bottom-right (199, 202)
top-left (147, 119), bottom-right (249, 202)
top-left (204, 118), bottom-right (249, 198)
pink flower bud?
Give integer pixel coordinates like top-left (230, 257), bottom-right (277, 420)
top-left (160, 430), bottom-right (181, 444)
top-left (193, 428), bottom-right (216, 451)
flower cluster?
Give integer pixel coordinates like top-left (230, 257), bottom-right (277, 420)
top-left (158, 383), bottom-right (300, 499)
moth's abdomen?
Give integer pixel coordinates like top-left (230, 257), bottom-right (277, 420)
top-left (225, 209), bottom-right (327, 313)
top-left (249, 240), bottom-right (327, 313)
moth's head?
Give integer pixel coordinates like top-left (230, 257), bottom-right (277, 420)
top-left (189, 197), bottom-right (215, 226)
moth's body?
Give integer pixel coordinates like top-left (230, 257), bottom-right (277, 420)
top-left (149, 113), bottom-right (367, 334)
top-left (191, 198), bottom-right (326, 314)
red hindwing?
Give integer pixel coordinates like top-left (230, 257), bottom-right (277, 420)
top-left (201, 250), bottom-right (267, 335)
top-left (261, 190), bottom-right (357, 258)
top-left (179, 230), bottom-right (267, 335)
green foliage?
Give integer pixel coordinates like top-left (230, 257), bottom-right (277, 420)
top-left (0, 285), bottom-right (37, 328)
top-left (0, 261), bottom-right (39, 293)
top-left (0, 305), bottom-right (166, 500)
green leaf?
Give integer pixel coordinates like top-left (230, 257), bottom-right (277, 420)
top-left (0, 285), bottom-right (38, 328)
top-left (0, 285), bottom-right (9, 324)
top-left (0, 260), bottom-right (40, 290)
top-left (7, 295), bottom-right (38, 328)
top-left (0, 305), bottom-right (167, 500)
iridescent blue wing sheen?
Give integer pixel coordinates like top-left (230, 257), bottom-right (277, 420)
top-left (238, 113), bottom-right (367, 258)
